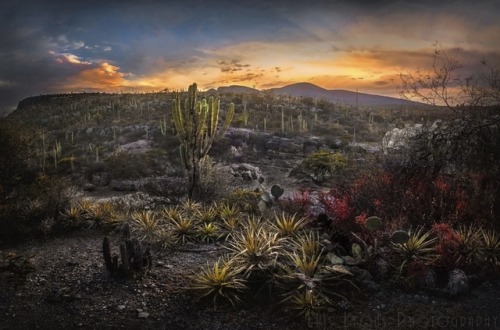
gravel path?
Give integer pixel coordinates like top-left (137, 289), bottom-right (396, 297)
top-left (1, 230), bottom-right (499, 330)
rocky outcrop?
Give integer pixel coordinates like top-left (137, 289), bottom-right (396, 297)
top-left (228, 163), bottom-right (263, 181)
top-left (225, 128), bottom-right (327, 157)
top-left (382, 124), bottom-right (423, 152)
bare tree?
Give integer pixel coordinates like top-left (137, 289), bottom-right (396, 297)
top-left (399, 45), bottom-right (500, 110)
top-left (396, 45), bottom-right (500, 224)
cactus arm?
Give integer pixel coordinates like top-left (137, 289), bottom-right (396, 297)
top-left (103, 237), bottom-right (114, 274)
top-left (119, 242), bottom-right (130, 275)
top-left (217, 102), bottom-right (234, 140)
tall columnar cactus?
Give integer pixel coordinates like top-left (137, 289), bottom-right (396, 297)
top-left (102, 223), bottom-right (152, 279)
top-left (172, 83), bottom-right (234, 198)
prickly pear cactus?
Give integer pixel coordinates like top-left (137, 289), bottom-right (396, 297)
top-left (365, 216), bottom-right (382, 232)
top-left (270, 185), bottom-right (284, 200)
top-left (390, 230), bottom-right (410, 244)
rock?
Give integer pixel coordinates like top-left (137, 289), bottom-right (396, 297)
top-left (341, 255), bottom-right (360, 266)
top-left (230, 146), bottom-right (242, 158)
top-left (447, 269), bottom-right (468, 296)
top-left (350, 266), bottom-right (373, 282)
top-left (82, 183), bottom-right (96, 192)
top-left (117, 305), bottom-right (126, 311)
top-left (302, 139), bottom-right (322, 154)
top-left (382, 124), bottom-right (424, 152)
top-left (229, 163), bottom-right (262, 181)
top-left (326, 252), bottom-right (343, 265)
top-left (417, 267), bottom-right (437, 290)
top-left (137, 312), bottom-right (149, 319)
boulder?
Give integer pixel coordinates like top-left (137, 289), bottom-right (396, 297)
top-left (229, 163), bottom-right (262, 181)
top-left (447, 269), bottom-right (468, 296)
top-left (110, 180), bottom-right (136, 192)
top-left (382, 124), bottom-right (423, 152)
top-left (417, 267), bottom-right (438, 290)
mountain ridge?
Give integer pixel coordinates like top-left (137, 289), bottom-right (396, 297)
top-left (216, 82), bottom-right (419, 106)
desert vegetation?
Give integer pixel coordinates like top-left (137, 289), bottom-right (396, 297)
top-left (1, 49), bottom-right (499, 328)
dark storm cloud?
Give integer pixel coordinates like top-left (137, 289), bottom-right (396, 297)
top-left (0, 0), bottom-right (320, 109)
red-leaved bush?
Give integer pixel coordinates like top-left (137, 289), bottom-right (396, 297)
top-left (281, 189), bottom-right (312, 217)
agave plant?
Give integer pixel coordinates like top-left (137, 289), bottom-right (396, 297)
top-left (288, 289), bottom-right (327, 320)
top-left (218, 202), bottom-right (240, 221)
top-left (197, 222), bottom-right (220, 243)
top-left (100, 212), bottom-right (127, 231)
top-left (87, 202), bottom-right (116, 224)
top-left (170, 215), bottom-right (196, 244)
top-left (453, 225), bottom-right (482, 265)
top-left (154, 227), bottom-right (176, 249)
top-left (279, 247), bottom-right (354, 319)
top-left (221, 215), bottom-right (240, 236)
top-left (191, 257), bottom-right (247, 307)
top-left (479, 228), bottom-right (500, 269)
top-left (77, 199), bottom-right (95, 215)
top-left (272, 212), bottom-right (308, 237)
top-left (61, 205), bottom-right (83, 220)
top-left (60, 205), bottom-right (84, 227)
top-left (227, 225), bottom-right (284, 278)
top-left (131, 211), bottom-right (159, 240)
top-left (160, 206), bottom-right (183, 223)
top-left (291, 231), bottom-right (322, 258)
top-left (180, 199), bottom-right (202, 217)
top-left (21, 198), bottom-right (43, 217)
top-left (196, 205), bottom-right (219, 224)
top-left (243, 214), bottom-right (265, 231)
top-left (391, 227), bottom-right (438, 273)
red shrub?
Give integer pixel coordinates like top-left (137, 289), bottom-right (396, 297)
top-left (281, 189), bottom-right (312, 216)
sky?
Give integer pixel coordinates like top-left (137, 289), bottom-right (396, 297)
top-left (1, 0), bottom-right (499, 110)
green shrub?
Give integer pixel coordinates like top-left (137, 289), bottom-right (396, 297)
top-left (291, 150), bottom-right (348, 183)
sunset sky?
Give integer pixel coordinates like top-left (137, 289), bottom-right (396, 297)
top-left (1, 0), bottom-right (499, 110)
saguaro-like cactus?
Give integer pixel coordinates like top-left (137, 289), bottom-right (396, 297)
top-left (172, 83), bottom-right (234, 198)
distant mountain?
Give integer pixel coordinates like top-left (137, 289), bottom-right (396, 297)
top-left (217, 85), bottom-right (259, 94)
top-left (267, 82), bottom-right (417, 106)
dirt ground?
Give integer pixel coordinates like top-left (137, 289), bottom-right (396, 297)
top-left (1, 228), bottom-right (499, 330)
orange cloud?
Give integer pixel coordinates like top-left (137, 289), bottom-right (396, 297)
top-left (64, 62), bottom-right (131, 90)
